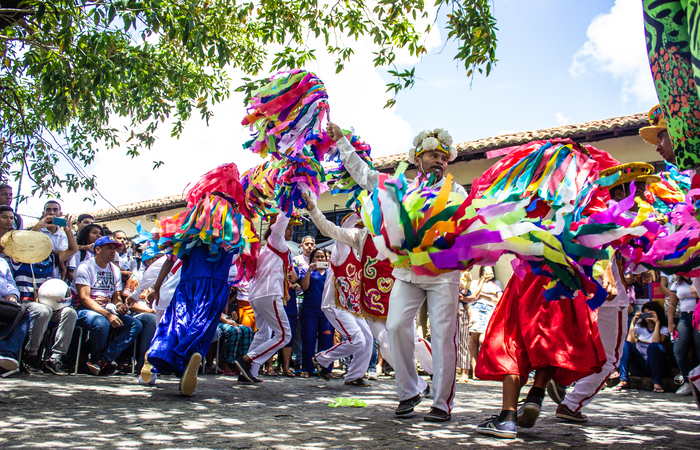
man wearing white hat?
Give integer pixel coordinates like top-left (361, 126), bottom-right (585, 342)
top-left (326, 123), bottom-right (467, 422)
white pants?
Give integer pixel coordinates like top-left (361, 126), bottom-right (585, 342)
top-left (562, 306), bottom-right (627, 413)
top-left (386, 279), bottom-right (458, 413)
top-left (316, 305), bottom-right (373, 382)
top-left (366, 318), bottom-right (432, 378)
top-left (246, 295), bottom-right (291, 377)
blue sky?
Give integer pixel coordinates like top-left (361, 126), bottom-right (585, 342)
top-left (390, 0), bottom-right (653, 143)
top-left (18, 0), bottom-right (656, 219)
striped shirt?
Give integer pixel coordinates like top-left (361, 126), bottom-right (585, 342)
top-left (11, 254), bottom-right (58, 301)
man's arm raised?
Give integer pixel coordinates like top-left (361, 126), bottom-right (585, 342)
top-left (301, 193), bottom-right (365, 251)
top-left (327, 122), bottom-right (379, 192)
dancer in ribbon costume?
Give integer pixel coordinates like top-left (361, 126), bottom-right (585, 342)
top-left (547, 164), bottom-right (664, 421)
top-left (473, 147), bottom-right (630, 438)
top-left (301, 195), bottom-right (432, 387)
top-left (235, 213), bottom-right (299, 383)
top-left (326, 123), bottom-right (466, 422)
top-left (643, 0), bottom-right (700, 171)
top-left (147, 192), bottom-right (247, 397)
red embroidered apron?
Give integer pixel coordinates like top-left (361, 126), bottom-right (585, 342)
top-left (360, 238), bottom-right (394, 321)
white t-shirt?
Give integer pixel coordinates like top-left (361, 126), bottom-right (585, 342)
top-left (671, 279), bottom-right (699, 313)
top-left (634, 323), bottom-right (669, 359)
top-left (117, 251), bottom-right (138, 272)
top-left (71, 259), bottom-right (123, 308)
top-left (293, 254), bottom-right (310, 271)
top-left (40, 227), bottom-right (68, 251)
top-left (68, 250), bottom-right (94, 270)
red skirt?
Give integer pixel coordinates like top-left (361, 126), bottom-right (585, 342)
top-left (475, 269), bottom-right (606, 386)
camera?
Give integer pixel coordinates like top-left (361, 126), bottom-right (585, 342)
top-left (52, 217), bottom-right (67, 227)
top-left (315, 262), bottom-right (329, 269)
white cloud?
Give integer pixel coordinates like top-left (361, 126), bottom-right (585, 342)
top-left (570, 0), bottom-right (656, 104)
top-left (555, 112), bottom-right (573, 126)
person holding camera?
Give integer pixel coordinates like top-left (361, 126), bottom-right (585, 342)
top-left (615, 301), bottom-right (670, 392)
top-left (299, 248), bottom-right (333, 378)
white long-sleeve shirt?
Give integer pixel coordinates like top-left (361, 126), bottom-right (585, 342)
top-left (310, 207), bottom-right (366, 310)
top-left (337, 136), bottom-right (466, 285)
top-left (0, 257), bottom-right (19, 299)
top-left (249, 213), bottom-right (291, 300)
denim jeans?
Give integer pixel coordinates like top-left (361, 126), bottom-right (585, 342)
top-left (368, 338), bottom-right (379, 372)
top-left (132, 312), bottom-right (157, 372)
top-left (674, 312), bottom-right (700, 380)
top-left (76, 309), bottom-right (142, 363)
top-left (0, 314), bottom-right (30, 361)
top-left (619, 340), bottom-right (670, 385)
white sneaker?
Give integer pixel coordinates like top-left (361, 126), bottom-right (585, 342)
top-left (0, 356), bottom-right (19, 378)
top-left (367, 372), bottom-right (378, 380)
top-left (138, 372), bottom-right (158, 386)
top-left (676, 382), bottom-right (693, 396)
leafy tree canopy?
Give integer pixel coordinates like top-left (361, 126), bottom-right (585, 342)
top-left (0, 0), bottom-right (497, 200)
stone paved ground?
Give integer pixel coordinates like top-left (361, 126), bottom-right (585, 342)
top-left (1, 372), bottom-right (698, 449)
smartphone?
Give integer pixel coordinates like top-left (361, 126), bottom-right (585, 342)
top-left (52, 217), bottom-right (67, 227)
top-left (316, 262), bottom-right (329, 269)
top-left (640, 312), bottom-right (651, 320)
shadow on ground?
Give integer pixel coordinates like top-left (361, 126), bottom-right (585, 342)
top-left (0, 373), bottom-right (698, 449)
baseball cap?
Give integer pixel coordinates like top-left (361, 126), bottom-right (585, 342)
top-left (94, 235), bottom-right (123, 249)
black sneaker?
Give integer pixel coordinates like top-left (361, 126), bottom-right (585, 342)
top-left (23, 355), bottom-right (43, 373)
top-left (547, 379), bottom-right (567, 405)
top-left (237, 374), bottom-right (253, 383)
top-left (421, 384), bottom-right (432, 398)
top-left (234, 357), bottom-right (254, 382)
top-left (395, 394), bottom-right (421, 415)
top-left (313, 357), bottom-right (331, 381)
top-left (345, 378), bottom-right (372, 387)
top-left (516, 402), bottom-right (541, 428)
top-left (424, 407), bottom-right (451, 422)
top-left (45, 358), bottom-right (69, 375)
top-left (100, 359), bottom-right (118, 376)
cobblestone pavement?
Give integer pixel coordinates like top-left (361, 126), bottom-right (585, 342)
top-left (1, 372), bottom-right (698, 449)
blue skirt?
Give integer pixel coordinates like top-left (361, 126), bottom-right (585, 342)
top-left (149, 245), bottom-right (232, 375)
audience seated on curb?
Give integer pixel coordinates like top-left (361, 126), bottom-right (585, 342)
top-left (71, 235), bottom-right (142, 376)
top-left (615, 301), bottom-right (670, 393)
top-left (218, 308), bottom-right (254, 376)
top-left (0, 255), bottom-right (27, 378)
top-left (10, 216), bottom-right (78, 374)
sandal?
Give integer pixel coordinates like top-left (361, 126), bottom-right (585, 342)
top-left (284, 369), bottom-right (296, 377)
top-left (653, 385), bottom-right (665, 393)
top-left (222, 369), bottom-right (235, 376)
top-left (299, 372), bottom-right (309, 378)
top-left (327, 372), bottom-right (338, 379)
top-left (612, 382), bottom-right (629, 392)
top-left (265, 368), bottom-right (278, 377)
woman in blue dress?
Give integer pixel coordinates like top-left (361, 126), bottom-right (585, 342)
top-left (299, 248), bottom-right (334, 378)
top-left (146, 189), bottom-right (247, 396)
